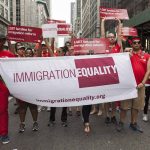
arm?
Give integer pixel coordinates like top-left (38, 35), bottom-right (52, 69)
top-left (137, 58), bottom-right (150, 88)
top-left (36, 43), bottom-right (42, 57)
top-left (44, 38), bottom-right (54, 57)
top-left (116, 18), bottom-right (123, 52)
top-left (100, 18), bottom-right (106, 38)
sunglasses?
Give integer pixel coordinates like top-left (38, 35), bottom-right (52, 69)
top-left (133, 41), bottom-right (141, 44)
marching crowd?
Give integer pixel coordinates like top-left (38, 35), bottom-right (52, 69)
top-left (0, 17), bottom-right (150, 145)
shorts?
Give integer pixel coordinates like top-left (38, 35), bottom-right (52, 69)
top-left (120, 87), bottom-right (145, 110)
top-left (17, 99), bottom-right (37, 110)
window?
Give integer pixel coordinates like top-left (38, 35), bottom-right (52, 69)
top-left (5, 0), bottom-right (8, 6)
top-left (0, 4), bottom-right (4, 17)
top-left (5, 9), bottom-right (8, 20)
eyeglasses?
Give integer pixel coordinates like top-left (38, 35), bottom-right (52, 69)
top-left (133, 41), bottom-right (141, 44)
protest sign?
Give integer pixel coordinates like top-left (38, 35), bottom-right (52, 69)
top-left (121, 27), bottom-right (138, 36)
top-left (100, 7), bottom-right (129, 20)
top-left (7, 25), bottom-right (42, 43)
top-left (73, 38), bottom-right (110, 54)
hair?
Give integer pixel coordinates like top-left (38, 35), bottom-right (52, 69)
top-left (65, 41), bottom-right (71, 46)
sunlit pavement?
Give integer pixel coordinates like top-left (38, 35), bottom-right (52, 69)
top-left (1, 99), bottom-right (150, 150)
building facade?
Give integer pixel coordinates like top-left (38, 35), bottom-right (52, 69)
top-left (0, 0), bottom-right (10, 34)
top-left (119, 0), bottom-right (150, 51)
top-left (81, 0), bottom-right (119, 38)
top-left (70, 2), bottom-right (76, 34)
top-left (10, 0), bottom-right (49, 27)
top-left (74, 0), bottom-right (82, 37)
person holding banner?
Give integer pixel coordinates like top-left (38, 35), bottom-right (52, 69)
top-left (48, 43), bottom-right (69, 127)
top-left (36, 39), bottom-right (54, 112)
top-left (66, 46), bottom-right (81, 117)
top-left (0, 33), bottom-right (15, 144)
top-left (101, 17), bottom-right (122, 124)
top-left (117, 37), bottom-right (150, 132)
top-left (17, 47), bottom-right (39, 133)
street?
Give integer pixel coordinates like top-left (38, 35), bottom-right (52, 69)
top-left (1, 99), bottom-right (150, 150)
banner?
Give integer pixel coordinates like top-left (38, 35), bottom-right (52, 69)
top-left (42, 23), bottom-right (72, 38)
top-left (0, 53), bottom-right (137, 107)
top-left (121, 27), bottom-right (138, 37)
top-left (100, 7), bottom-right (129, 20)
top-left (73, 38), bottom-right (110, 54)
top-left (42, 24), bottom-right (57, 38)
top-left (57, 24), bottom-right (72, 35)
top-left (7, 25), bottom-right (42, 43)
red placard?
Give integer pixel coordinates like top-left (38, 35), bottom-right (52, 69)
top-left (57, 24), bottom-right (72, 35)
top-left (7, 25), bottom-right (42, 43)
top-left (100, 7), bottom-right (129, 20)
top-left (47, 19), bottom-right (66, 24)
top-left (73, 38), bottom-right (110, 55)
top-left (121, 27), bottom-right (138, 36)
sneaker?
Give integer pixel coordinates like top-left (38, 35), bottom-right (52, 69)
top-left (37, 106), bottom-right (42, 112)
top-left (19, 123), bottom-right (25, 133)
top-left (143, 114), bottom-right (148, 122)
top-left (32, 122), bottom-right (39, 131)
top-left (48, 121), bottom-right (55, 127)
top-left (111, 116), bottom-right (117, 124)
top-left (76, 111), bottom-right (81, 116)
top-left (68, 111), bottom-right (72, 116)
top-left (105, 117), bottom-right (111, 124)
top-left (47, 107), bottom-right (51, 112)
top-left (1, 136), bottom-right (10, 144)
top-left (129, 123), bottom-right (143, 133)
top-left (61, 121), bottom-right (68, 127)
top-left (90, 110), bottom-right (97, 115)
top-left (116, 122), bottom-right (124, 132)
top-left (97, 110), bottom-right (102, 116)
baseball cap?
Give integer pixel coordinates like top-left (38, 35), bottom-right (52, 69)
top-left (17, 45), bottom-right (25, 50)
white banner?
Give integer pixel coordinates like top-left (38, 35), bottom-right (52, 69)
top-left (42, 24), bottom-right (57, 38)
top-left (0, 53), bottom-right (137, 107)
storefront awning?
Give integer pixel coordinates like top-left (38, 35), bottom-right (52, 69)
top-left (124, 8), bottom-right (150, 27)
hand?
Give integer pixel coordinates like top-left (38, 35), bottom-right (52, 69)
top-left (137, 83), bottom-right (144, 89)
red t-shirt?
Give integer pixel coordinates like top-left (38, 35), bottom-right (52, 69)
top-left (130, 50), bottom-right (149, 85)
top-left (0, 50), bottom-right (15, 58)
top-left (105, 43), bottom-right (121, 54)
top-left (0, 50), bottom-right (15, 93)
top-left (42, 51), bottom-right (51, 57)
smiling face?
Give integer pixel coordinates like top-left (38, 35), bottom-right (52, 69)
top-left (17, 47), bottom-right (25, 57)
top-left (107, 33), bottom-right (116, 45)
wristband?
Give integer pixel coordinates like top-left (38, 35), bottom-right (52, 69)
top-left (141, 82), bottom-right (145, 85)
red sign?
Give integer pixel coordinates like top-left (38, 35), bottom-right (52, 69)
top-left (47, 19), bottom-right (66, 24)
top-left (7, 25), bottom-right (42, 43)
top-left (73, 38), bottom-right (110, 55)
top-left (57, 24), bottom-right (72, 35)
top-left (100, 7), bottom-right (129, 20)
top-left (75, 57), bottom-right (119, 88)
top-left (121, 27), bottom-right (138, 36)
